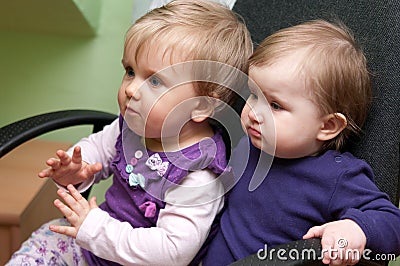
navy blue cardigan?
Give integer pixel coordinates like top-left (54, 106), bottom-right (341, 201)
top-left (203, 136), bottom-right (400, 265)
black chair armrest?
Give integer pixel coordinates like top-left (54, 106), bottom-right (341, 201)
top-left (230, 238), bottom-right (386, 266)
top-left (0, 109), bottom-right (117, 199)
top-left (0, 109), bottom-right (117, 158)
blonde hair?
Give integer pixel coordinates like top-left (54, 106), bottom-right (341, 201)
top-left (124, 0), bottom-right (253, 106)
top-left (249, 19), bottom-right (372, 151)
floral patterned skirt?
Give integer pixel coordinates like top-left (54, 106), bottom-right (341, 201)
top-left (6, 218), bottom-right (87, 266)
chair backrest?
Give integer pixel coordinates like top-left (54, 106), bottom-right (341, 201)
top-left (232, 0), bottom-right (400, 204)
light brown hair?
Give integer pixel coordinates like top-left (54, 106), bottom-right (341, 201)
top-left (124, 0), bottom-right (253, 106)
top-left (249, 19), bottom-right (372, 151)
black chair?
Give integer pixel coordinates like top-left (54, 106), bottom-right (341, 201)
top-left (0, 110), bottom-right (117, 158)
top-left (0, 110), bottom-right (117, 198)
top-left (229, 0), bottom-right (400, 265)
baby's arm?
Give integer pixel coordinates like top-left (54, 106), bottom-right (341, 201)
top-left (304, 159), bottom-right (400, 265)
top-left (75, 169), bottom-right (224, 265)
top-left (303, 219), bottom-right (366, 265)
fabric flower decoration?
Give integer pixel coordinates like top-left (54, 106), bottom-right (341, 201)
top-left (146, 153), bottom-right (169, 176)
top-left (146, 153), bottom-right (163, 170)
top-left (129, 173), bottom-right (145, 188)
top-left (156, 162), bottom-right (169, 176)
top-left (139, 201), bottom-right (157, 218)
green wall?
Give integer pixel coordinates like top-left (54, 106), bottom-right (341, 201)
top-left (0, 0), bottom-right (149, 202)
top-left (0, 0), bottom-right (139, 143)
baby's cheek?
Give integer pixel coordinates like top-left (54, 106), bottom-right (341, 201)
top-left (117, 97), bottom-right (126, 116)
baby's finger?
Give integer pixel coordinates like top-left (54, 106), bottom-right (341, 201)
top-left (71, 146), bottom-right (82, 164)
top-left (67, 184), bottom-right (85, 203)
top-left (56, 188), bottom-right (84, 214)
top-left (303, 225), bottom-right (324, 239)
top-left (49, 224), bottom-right (77, 238)
top-left (328, 254), bottom-right (345, 266)
top-left (66, 185), bottom-right (90, 216)
top-left (38, 168), bottom-right (53, 178)
top-left (89, 196), bottom-right (98, 209)
top-left (321, 235), bottom-right (335, 264)
top-left (86, 162), bottom-right (103, 176)
top-left (46, 158), bottom-right (61, 169)
top-left (333, 241), bottom-right (359, 266)
top-left (56, 150), bottom-right (71, 166)
top-left (54, 198), bottom-right (77, 222)
top-left (347, 255), bottom-right (360, 265)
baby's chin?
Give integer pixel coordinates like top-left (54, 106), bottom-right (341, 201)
top-left (248, 136), bottom-right (276, 156)
top-left (272, 149), bottom-right (318, 159)
top-left (253, 141), bottom-right (311, 159)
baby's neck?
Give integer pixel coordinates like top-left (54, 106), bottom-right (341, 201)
top-left (144, 121), bottom-right (214, 152)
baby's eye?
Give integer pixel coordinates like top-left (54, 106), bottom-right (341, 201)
top-left (149, 76), bottom-right (162, 87)
top-left (125, 67), bottom-right (135, 78)
top-left (270, 102), bottom-right (282, 110)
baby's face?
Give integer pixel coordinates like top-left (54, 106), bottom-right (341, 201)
top-left (241, 52), bottom-right (325, 158)
top-left (118, 43), bottom-right (200, 141)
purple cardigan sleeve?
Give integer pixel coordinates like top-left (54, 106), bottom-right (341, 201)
top-left (328, 157), bottom-right (400, 255)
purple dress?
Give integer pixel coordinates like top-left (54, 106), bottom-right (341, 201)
top-left (83, 116), bottom-right (229, 265)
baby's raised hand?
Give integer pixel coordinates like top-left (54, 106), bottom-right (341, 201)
top-left (303, 219), bottom-right (366, 265)
top-left (50, 184), bottom-right (98, 238)
top-left (38, 146), bottom-right (102, 186)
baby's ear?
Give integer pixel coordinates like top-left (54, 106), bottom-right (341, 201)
top-left (317, 113), bottom-right (347, 141)
top-left (190, 97), bottom-right (217, 123)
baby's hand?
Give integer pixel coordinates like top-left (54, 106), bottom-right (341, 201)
top-left (50, 184), bottom-right (98, 238)
top-left (303, 219), bottom-right (366, 265)
top-left (38, 146), bottom-right (102, 186)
